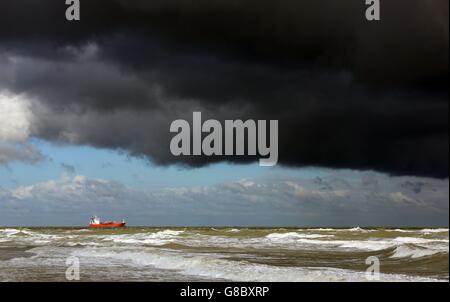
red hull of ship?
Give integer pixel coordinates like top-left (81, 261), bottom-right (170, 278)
top-left (89, 222), bottom-right (126, 228)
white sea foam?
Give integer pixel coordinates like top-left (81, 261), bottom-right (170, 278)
top-left (65, 229), bottom-right (91, 233)
top-left (2, 227), bottom-right (446, 261)
top-left (392, 237), bottom-right (448, 244)
top-left (157, 230), bottom-right (184, 236)
top-left (266, 232), bottom-right (334, 240)
top-left (305, 227), bottom-right (375, 232)
top-left (420, 228), bottom-right (449, 233)
top-left (347, 227), bottom-right (372, 232)
top-left (0, 229), bottom-right (67, 247)
top-left (71, 247), bottom-right (441, 282)
top-left (387, 229), bottom-right (418, 233)
top-left (101, 230), bottom-right (184, 246)
top-left (262, 233), bottom-right (448, 257)
top-left (4, 229), bottom-right (44, 238)
top-left (227, 228), bottom-right (241, 233)
top-left (387, 228), bottom-right (449, 234)
top-left (147, 231), bottom-right (448, 257)
top-left (1, 227), bottom-right (447, 282)
top-left (391, 245), bottom-right (440, 259)
top-left (0, 228), bottom-right (22, 236)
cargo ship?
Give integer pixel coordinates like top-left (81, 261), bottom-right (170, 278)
top-left (89, 216), bottom-right (126, 228)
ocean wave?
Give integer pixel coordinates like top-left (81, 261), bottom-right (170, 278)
top-left (71, 247), bottom-right (442, 282)
top-left (391, 245), bottom-right (441, 259)
top-left (392, 237), bottom-right (448, 244)
top-left (115, 231), bottom-right (448, 257)
top-left (66, 241), bottom-right (102, 247)
top-left (0, 228), bottom-right (21, 235)
top-left (386, 228), bottom-right (449, 234)
top-left (0, 229), bottom-right (68, 247)
top-left (2, 227), bottom-right (448, 281)
top-left (266, 232), bottom-right (334, 240)
top-left (1, 228), bottom-right (448, 261)
top-left (101, 230), bottom-right (184, 246)
top-left (305, 227), bottom-right (375, 232)
top-left (65, 229), bottom-right (91, 233)
top-left (0, 228), bottom-right (31, 237)
top-left (347, 227), bottom-right (374, 232)
top-left (263, 234), bottom-right (448, 258)
top-left (157, 230), bottom-right (185, 236)
top-left (420, 228), bottom-right (449, 233)
top-left (387, 229), bottom-right (419, 233)
top-left (227, 228), bottom-right (241, 233)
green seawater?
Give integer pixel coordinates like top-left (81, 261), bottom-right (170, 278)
top-left (0, 227), bottom-right (448, 281)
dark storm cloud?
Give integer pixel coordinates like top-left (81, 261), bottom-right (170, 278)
top-left (0, 0), bottom-right (448, 177)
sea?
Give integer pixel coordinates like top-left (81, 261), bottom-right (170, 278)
top-left (0, 227), bottom-right (448, 282)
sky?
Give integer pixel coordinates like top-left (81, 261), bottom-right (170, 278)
top-left (0, 0), bottom-right (448, 226)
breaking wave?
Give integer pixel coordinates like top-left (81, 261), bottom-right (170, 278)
top-left (101, 230), bottom-right (184, 246)
top-left (72, 247), bottom-right (441, 282)
top-left (391, 245), bottom-right (441, 259)
top-left (266, 232), bottom-right (334, 240)
top-left (1, 227), bottom-right (448, 281)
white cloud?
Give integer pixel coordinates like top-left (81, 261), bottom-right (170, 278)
top-left (285, 181), bottom-right (348, 200)
top-left (388, 192), bottom-right (425, 207)
top-left (0, 92), bottom-right (43, 165)
top-left (0, 92), bottom-right (32, 142)
top-left (0, 142), bottom-right (43, 165)
top-left (0, 171), bottom-right (448, 226)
